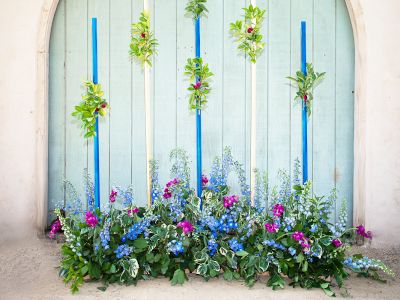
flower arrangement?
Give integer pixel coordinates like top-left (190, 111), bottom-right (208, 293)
top-left (129, 11), bottom-right (158, 67)
top-left (71, 81), bottom-right (108, 138)
top-left (53, 148), bottom-right (394, 295)
top-left (184, 57), bottom-right (213, 110)
top-left (230, 4), bottom-right (266, 63)
top-left (185, 0), bottom-right (208, 19)
top-left (288, 63), bottom-right (325, 116)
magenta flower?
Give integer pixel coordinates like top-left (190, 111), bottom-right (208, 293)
top-left (164, 178), bottom-right (180, 199)
top-left (223, 195), bottom-right (239, 208)
top-left (48, 219), bottom-right (62, 239)
top-left (202, 174), bottom-right (209, 186)
top-left (332, 239), bottom-right (343, 247)
top-left (272, 204), bottom-right (285, 217)
top-left (301, 239), bottom-right (311, 252)
top-left (193, 82), bottom-right (202, 90)
top-left (128, 207), bottom-right (140, 215)
top-left (85, 211), bottom-right (98, 227)
top-left (356, 225), bottom-right (372, 239)
top-left (177, 220), bottom-right (194, 235)
top-left (265, 223), bottom-right (278, 233)
top-left (292, 231), bottom-right (305, 241)
top-left (109, 189), bottom-right (118, 203)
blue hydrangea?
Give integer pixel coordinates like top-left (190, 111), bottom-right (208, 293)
top-left (229, 238), bottom-right (244, 253)
top-left (167, 240), bottom-right (184, 256)
top-left (207, 239), bottom-right (218, 256)
top-left (115, 244), bottom-right (132, 259)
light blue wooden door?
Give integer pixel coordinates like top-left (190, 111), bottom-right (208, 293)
top-left (48, 0), bottom-right (354, 224)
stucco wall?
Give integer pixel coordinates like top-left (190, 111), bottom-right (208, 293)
top-left (0, 0), bottom-right (399, 246)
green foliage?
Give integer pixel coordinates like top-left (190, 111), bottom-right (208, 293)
top-left (184, 57), bottom-right (213, 111)
top-left (55, 150), bottom-right (394, 296)
top-left (287, 63), bottom-right (325, 117)
top-left (129, 11), bottom-right (158, 67)
top-left (230, 4), bottom-right (266, 63)
top-left (71, 81), bottom-right (108, 138)
top-left (185, 0), bottom-right (208, 19)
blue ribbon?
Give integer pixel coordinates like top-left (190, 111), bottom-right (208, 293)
top-left (301, 21), bottom-right (308, 184)
top-left (92, 18), bottom-right (100, 209)
top-left (195, 17), bottom-right (203, 208)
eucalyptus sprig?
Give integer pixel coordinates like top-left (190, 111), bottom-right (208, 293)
top-left (287, 63), bottom-right (325, 116)
top-left (184, 57), bottom-right (213, 111)
top-left (230, 4), bottom-right (266, 63)
top-left (185, 0), bottom-right (208, 19)
top-left (129, 11), bottom-right (158, 67)
top-left (72, 81), bottom-right (108, 138)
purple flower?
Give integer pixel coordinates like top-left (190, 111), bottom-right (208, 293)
top-left (177, 220), bottom-right (194, 235)
top-left (223, 195), bottom-right (239, 208)
top-left (163, 178), bottom-right (180, 199)
top-left (292, 231), bottom-right (305, 241)
top-left (85, 211), bottom-right (98, 227)
top-left (48, 219), bottom-right (62, 239)
top-left (332, 239), bottom-right (343, 247)
top-left (356, 225), bottom-right (372, 239)
top-left (109, 189), bottom-right (118, 203)
top-left (128, 207), bottom-right (140, 215)
top-left (202, 174), bottom-right (209, 186)
top-left (272, 204), bottom-right (285, 217)
top-left (265, 223), bottom-right (278, 233)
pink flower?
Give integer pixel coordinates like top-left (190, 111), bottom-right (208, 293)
top-left (164, 178), bottom-right (180, 199)
top-left (247, 27), bottom-right (254, 34)
top-left (291, 231), bottom-right (305, 241)
top-left (85, 211), bottom-right (98, 227)
top-left (272, 204), bottom-right (285, 217)
top-left (193, 82), bottom-right (202, 90)
top-left (301, 239), bottom-right (311, 252)
top-left (202, 174), bottom-right (209, 186)
top-left (177, 220), bottom-right (194, 235)
top-left (265, 223), bottom-right (278, 233)
top-left (48, 219), bottom-right (62, 239)
top-left (109, 189), bottom-right (118, 203)
top-left (332, 239), bottom-right (343, 247)
top-left (223, 195), bottom-right (239, 208)
top-left (128, 207), bottom-right (140, 215)
top-left (356, 225), bottom-right (372, 239)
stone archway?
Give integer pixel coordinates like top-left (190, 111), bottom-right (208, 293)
top-left (35, 0), bottom-right (366, 232)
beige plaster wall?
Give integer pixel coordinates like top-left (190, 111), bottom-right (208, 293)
top-left (0, 0), bottom-right (399, 246)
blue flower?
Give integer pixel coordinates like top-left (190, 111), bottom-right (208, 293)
top-left (288, 247), bottom-right (296, 256)
top-left (207, 239), bottom-right (218, 256)
top-left (167, 240), bottom-right (184, 256)
top-left (114, 244), bottom-right (132, 259)
top-left (310, 224), bottom-right (318, 233)
top-left (229, 238), bottom-right (244, 253)
top-left (100, 226), bottom-right (110, 249)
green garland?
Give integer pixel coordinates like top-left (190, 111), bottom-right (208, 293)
top-left (185, 0), bottom-right (208, 19)
top-left (129, 11), bottom-right (158, 67)
top-left (288, 63), bottom-right (325, 116)
top-left (71, 81), bottom-right (108, 138)
top-left (230, 4), bottom-right (266, 63)
top-left (184, 57), bottom-right (213, 111)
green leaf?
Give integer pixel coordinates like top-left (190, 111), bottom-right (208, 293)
top-left (223, 269), bottom-right (233, 281)
top-left (196, 263), bottom-right (208, 276)
top-left (171, 269), bottom-right (186, 285)
top-left (133, 238), bottom-right (148, 249)
top-left (208, 260), bottom-right (220, 272)
top-left (235, 250), bottom-right (249, 257)
top-left (267, 274), bottom-right (285, 290)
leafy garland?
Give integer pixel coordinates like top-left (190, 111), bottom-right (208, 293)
top-left (129, 11), bottom-right (158, 67)
top-left (230, 4), bottom-right (266, 63)
top-left (185, 0), bottom-right (208, 19)
top-left (72, 81), bottom-right (108, 138)
top-left (184, 58), bottom-right (213, 111)
top-left (288, 63), bottom-right (325, 116)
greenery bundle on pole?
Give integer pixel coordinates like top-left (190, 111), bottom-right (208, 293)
top-left (230, 4), bottom-right (266, 63)
top-left (185, 0), bottom-right (208, 19)
top-left (184, 57), bottom-right (213, 110)
top-left (72, 81), bottom-right (108, 138)
top-left (288, 63), bottom-right (325, 116)
top-left (129, 11), bottom-right (158, 67)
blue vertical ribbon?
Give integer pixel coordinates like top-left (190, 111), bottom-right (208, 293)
top-left (195, 17), bottom-right (203, 208)
top-left (301, 21), bottom-right (308, 184)
top-left (92, 18), bottom-right (100, 209)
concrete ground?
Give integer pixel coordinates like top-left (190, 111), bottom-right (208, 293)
top-left (0, 237), bottom-right (399, 300)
